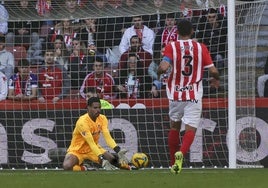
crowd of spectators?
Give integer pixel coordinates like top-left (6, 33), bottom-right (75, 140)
top-left (0, 0), bottom-right (232, 103)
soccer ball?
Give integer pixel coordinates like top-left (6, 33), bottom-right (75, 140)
top-left (131, 152), bottom-right (149, 168)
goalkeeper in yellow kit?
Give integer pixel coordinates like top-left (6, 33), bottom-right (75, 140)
top-left (63, 97), bottom-right (129, 171)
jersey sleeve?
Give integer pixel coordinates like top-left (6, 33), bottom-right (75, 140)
top-left (100, 115), bottom-right (117, 149)
top-left (201, 44), bottom-right (214, 68)
top-left (163, 42), bottom-right (174, 62)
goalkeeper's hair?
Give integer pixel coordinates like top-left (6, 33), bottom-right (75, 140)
top-left (87, 96), bottom-right (100, 106)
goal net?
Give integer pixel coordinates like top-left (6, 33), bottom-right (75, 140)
top-left (0, 0), bottom-right (267, 170)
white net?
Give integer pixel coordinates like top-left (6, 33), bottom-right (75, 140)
top-left (235, 1), bottom-right (266, 168)
top-left (0, 0), bottom-right (267, 169)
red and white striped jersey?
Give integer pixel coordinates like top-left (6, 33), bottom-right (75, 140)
top-left (163, 40), bottom-right (214, 101)
top-left (79, 72), bottom-right (116, 100)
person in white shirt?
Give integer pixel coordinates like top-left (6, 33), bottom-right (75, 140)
top-left (0, 71), bottom-right (7, 101)
top-left (0, 36), bottom-right (15, 80)
top-left (0, 4), bottom-right (9, 36)
top-left (119, 15), bottom-right (155, 55)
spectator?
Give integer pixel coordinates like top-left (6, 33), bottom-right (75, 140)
top-left (123, 0), bottom-right (138, 9)
top-left (37, 47), bottom-right (70, 103)
top-left (0, 4), bottom-right (9, 36)
top-left (0, 36), bottom-right (15, 80)
top-left (80, 18), bottom-right (97, 48)
top-left (107, 0), bottom-right (122, 9)
top-left (92, 0), bottom-right (107, 10)
top-left (36, 0), bottom-right (52, 17)
top-left (154, 12), bottom-right (178, 54)
top-left (196, 8), bottom-right (227, 96)
top-left (20, 0), bottom-right (29, 9)
top-left (146, 0), bottom-right (167, 34)
top-left (149, 50), bottom-right (168, 98)
top-left (84, 87), bottom-right (113, 109)
top-left (8, 59), bottom-right (38, 101)
top-left (119, 15), bottom-right (155, 55)
top-left (118, 35), bottom-right (152, 71)
top-left (52, 19), bottom-right (79, 52)
top-left (64, 0), bottom-right (78, 13)
top-left (6, 1), bottom-right (40, 49)
top-left (69, 37), bottom-right (88, 90)
top-left (0, 70), bottom-right (7, 101)
top-left (115, 53), bottom-right (152, 99)
top-left (196, 8), bottom-right (227, 70)
top-left (257, 57), bottom-right (268, 97)
top-left (53, 35), bottom-right (69, 71)
top-left (80, 56), bottom-right (116, 100)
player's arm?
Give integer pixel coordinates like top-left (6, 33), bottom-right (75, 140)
top-left (102, 116), bottom-right (129, 164)
top-left (208, 65), bottom-right (220, 88)
top-left (202, 44), bottom-right (220, 88)
top-left (157, 56), bottom-right (171, 79)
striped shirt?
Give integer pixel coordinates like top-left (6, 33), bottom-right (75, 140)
top-left (79, 72), bottom-right (116, 100)
top-left (163, 40), bottom-right (214, 101)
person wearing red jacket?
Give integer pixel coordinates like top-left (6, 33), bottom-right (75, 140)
top-left (80, 56), bottom-right (116, 100)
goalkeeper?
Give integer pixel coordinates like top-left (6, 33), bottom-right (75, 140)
top-left (63, 97), bottom-right (129, 171)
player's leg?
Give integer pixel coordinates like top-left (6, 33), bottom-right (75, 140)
top-left (180, 125), bottom-right (196, 156)
top-left (180, 100), bottom-right (201, 156)
top-left (168, 120), bottom-right (181, 166)
top-left (63, 152), bottom-right (90, 171)
top-left (62, 153), bottom-right (80, 171)
top-left (168, 101), bottom-right (184, 166)
top-left (171, 101), bottom-right (201, 174)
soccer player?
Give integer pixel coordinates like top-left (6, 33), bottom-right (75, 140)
top-left (157, 19), bottom-right (220, 174)
top-left (63, 97), bottom-right (129, 171)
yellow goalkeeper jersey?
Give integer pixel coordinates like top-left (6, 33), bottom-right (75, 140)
top-left (67, 113), bottom-right (117, 157)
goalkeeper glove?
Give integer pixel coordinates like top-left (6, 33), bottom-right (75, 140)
top-left (114, 146), bottom-right (129, 165)
top-left (102, 160), bottom-right (117, 170)
top-left (117, 149), bottom-right (129, 165)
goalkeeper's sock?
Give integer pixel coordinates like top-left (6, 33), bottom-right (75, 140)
top-left (72, 165), bottom-right (85, 171)
top-left (119, 163), bottom-right (131, 170)
top-left (180, 130), bottom-right (195, 156)
top-left (168, 129), bottom-right (180, 166)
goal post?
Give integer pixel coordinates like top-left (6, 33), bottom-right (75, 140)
top-left (0, 0), bottom-right (267, 170)
top-left (227, 0), bottom-right (237, 169)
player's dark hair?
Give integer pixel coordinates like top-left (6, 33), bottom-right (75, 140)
top-left (87, 96), bottom-right (100, 106)
top-left (177, 19), bottom-right (193, 37)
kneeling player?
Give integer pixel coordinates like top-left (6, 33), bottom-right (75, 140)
top-left (63, 97), bottom-right (129, 171)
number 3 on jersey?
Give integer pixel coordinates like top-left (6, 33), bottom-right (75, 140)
top-left (182, 55), bottom-right (193, 76)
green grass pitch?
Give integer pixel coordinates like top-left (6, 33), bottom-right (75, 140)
top-left (0, 168), bottom-right (267, 188)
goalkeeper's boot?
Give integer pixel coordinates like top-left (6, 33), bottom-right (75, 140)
top-left (82, 163), bottom-right (97, 171)
top-left (170, 151), bottom-right (183, 174)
